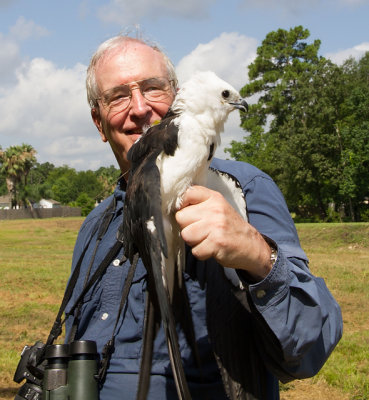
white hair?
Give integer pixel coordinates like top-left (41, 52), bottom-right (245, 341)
top-left (86, 35), bottom-right (178, 109)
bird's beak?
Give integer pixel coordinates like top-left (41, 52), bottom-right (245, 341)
top-left (230, 99), bottom-right (248, 113)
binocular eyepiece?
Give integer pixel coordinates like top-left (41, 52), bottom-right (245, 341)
top-left (14, 340), bottom-right (99, 400)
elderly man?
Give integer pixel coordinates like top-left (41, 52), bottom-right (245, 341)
top-left (65, 35), bottom-right (342, 399)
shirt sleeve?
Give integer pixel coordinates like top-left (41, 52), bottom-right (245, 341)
top-left (240, 174), bottom-right (343, 382)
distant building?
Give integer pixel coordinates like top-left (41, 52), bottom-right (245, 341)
top-left (0, 194), bottom-right (12, 209)
top-left (33, 199), bottom-right (61, 209)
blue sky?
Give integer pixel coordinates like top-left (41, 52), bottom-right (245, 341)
top-left (1, 0), bottom-right (368, 170)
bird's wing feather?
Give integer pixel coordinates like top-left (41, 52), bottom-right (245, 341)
top-left (123, 71), bottom-right (251, 399)
top-left (205, 263), bottom-right (269, 400)
top-left (206, 168), bottom-right (248, 221)
top-left (127, 113), bottom-right (179, 168)
top-left (136, 290), bottom-right (159, 400)
top-left (205, 169), bottom-right (271, 399)
top-left (123, 121), bottom-right (192, 400)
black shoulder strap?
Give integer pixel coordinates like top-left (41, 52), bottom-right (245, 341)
top-left (65, 236), bottom-right (123, 322)
top-left (97, 251), bottom-right (139, 384)
top-left (46, 197), bottom-right (118, 346)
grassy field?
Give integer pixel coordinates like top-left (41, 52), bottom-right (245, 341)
top-left (0, 218), bottom-right (368, 399)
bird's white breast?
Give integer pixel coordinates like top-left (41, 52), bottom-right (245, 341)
top-left (156, 115), bottom-right (220, 214)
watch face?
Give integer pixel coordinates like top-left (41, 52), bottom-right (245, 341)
top-left (270, 248), bottom-right (278, 264)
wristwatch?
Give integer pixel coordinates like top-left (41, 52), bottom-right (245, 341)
top-left (262, 234), bottom-right (278, 266)
top-left (270, 245), bottom-right (278, 266)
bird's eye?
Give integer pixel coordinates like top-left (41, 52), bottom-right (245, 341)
top-left (222, 90), bottom-right (230, 99)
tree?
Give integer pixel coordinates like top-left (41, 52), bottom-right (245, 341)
top-left (0, 147), bottom-right (6, 196)
top-left (45, 165), bottom-right (104, 205)
top-left (70, 192), bottom-right (96, 216)
top-left (227, 26), bottom-right (362, 220)
top-left (74, 170), bottom-right (104, 202)
top-left (25, 162), bottom-right (56, 204)
top-left (336, 53), bottom-right (369, 220)
top-left (95, 165), bottom-right (121, 201)
top-left (28, 162), bottom-right (55, 185)
top-left (0, 144), bottom-right (37, 208)
top-left (49, 168), bottom-right (79, 204)
top-left (0, 146), bottom-right (121, 210)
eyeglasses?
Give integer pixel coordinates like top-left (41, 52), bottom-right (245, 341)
top-left (96, 77), bottom-right (174, 112)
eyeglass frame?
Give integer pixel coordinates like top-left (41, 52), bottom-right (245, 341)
top-left (94, 76), bottom-right (176, 112)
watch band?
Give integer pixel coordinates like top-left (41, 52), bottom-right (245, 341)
top-left (270, 246), bottom-right (278, 265)
top-left (261, 234), bottom-right (278, 266)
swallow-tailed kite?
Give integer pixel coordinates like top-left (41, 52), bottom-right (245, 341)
top-left (123, 71), bottom-right (249, 400)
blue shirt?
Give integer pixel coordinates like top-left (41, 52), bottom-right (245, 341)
top-left (65, 158), bottom-right (342, 399)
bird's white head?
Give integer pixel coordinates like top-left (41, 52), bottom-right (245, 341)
top-left (171, 71), bottom-right (248, 125)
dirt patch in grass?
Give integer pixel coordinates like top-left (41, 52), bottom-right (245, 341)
top-left (281, 379), bottom-right (350, 400)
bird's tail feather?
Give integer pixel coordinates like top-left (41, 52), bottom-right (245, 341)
top-left (136, 290), bottom-right (159, 400)
top-left (172, 260), bottom-right (202, 371)
top-left (149, 243), bottom-right (192, 400)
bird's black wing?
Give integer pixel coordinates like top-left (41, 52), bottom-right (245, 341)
top-left (123, 117), bottom-right (192, 400)
top-left (124, 113), bottom-right (179, 261)
top-left (205, 263), bottom-right (269, 400)
top-left (205, 169), bottom-right (268, 400)
top-left (128, 112), bottom-right (179, 170)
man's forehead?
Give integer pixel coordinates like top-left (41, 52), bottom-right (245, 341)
top-left (96, 42), bottom-right (168, 86)
top-left (100, 42), bottom-right (164, 68)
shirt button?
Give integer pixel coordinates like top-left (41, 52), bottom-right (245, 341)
top-left (112, 259), bottom-right (120, 267)
top-left (256, 289), bottom-right (266, 299)
top-left (101, 313), bottom-right (109, 320)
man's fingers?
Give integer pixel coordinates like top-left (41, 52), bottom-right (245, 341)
top-left (175, 186), bottom-right (212, 227)
top-left (178, 185), bottom-right (211, 209)
top-left (180, 220), bottom-right (208, 247)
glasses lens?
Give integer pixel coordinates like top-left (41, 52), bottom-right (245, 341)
top-left (98, 77), bottom-right (172, 112)
top-left (140, 78), bottom-right (172, 102)
top-left (101, 85), bottom-right (131, 111)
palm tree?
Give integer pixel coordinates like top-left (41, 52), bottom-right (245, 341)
top-left (0, 144), bottom-right (37, 208)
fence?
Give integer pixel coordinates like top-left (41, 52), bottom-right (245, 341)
top-left (0, 206), bottom-right (81, 220)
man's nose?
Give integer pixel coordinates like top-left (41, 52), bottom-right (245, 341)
top-left (128, 87), bottom-right (151, 118)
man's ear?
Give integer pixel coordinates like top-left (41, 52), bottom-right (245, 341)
top-left (91, 108), bottom-right (108, 142)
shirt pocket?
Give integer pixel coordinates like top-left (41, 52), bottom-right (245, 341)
top-left (78, 257), bottom-right (147, 359)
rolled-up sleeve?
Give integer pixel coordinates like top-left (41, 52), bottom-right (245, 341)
top-left (239, 169), bottom-right (343, 382)
top-left (247, 252), bottom-right (342, 381)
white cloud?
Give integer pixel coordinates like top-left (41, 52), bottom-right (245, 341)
top-left (176, 32), bottom-right (258, 89)
top-left (97, 0), bottom-right (216, 24)
top-left (0, 17), bottom-right (49, 87)
top-left (43, 136), bottom-right (115, 170)
top-left (1, 58), bottom-right (86, 135)
top-left (176, 32), bottom-right (257, 158)
top-left (176, 32), bottom-right (257, 89)
top-left (0, 29), bottom-right (257, 169)
top-left (9, 16), bottom-right (49, 41)
top-left (325, 42), bottom-right (369, 64)
top-left (0, 57), bottom-right (116, 170)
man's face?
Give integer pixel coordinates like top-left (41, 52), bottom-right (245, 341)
top-left (91, 42), bottom-right (175, 173)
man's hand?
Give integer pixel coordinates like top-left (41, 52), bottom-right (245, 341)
top-left (175, 185), bottom-right (273, 280)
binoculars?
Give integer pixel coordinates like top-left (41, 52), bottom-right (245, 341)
top-left (14, 340), bottom-right (99, 400)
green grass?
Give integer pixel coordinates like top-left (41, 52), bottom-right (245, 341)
top-left (0, 218), bottom-right (83, 399)
top-left (293, 223), bottom-right (369, 399)
top-left (0, 219), bottom-right (368, 399)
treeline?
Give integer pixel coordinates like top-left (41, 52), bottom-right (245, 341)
top-left (0, 144), bottom-right (120, 216)
top-left (227, 26), bottom-right (369, 222)
top-left (1, 26), bottom-right (368, 222)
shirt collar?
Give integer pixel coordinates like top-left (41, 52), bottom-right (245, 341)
top-left (113, 177), bottom-right (127, 206)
